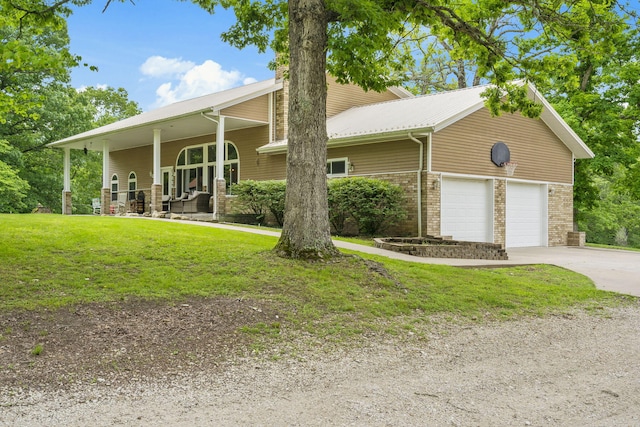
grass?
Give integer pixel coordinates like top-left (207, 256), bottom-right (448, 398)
top-left (586, 243), bottom-right (640, 252)
top-left (0, 214), bottom-right (634, 338)
top-left (221, 221), bottom-right (377, 247)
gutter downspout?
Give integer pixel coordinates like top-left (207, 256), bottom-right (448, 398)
top-left (408, 132), bottom-right (425, 237)
top-left (201, 111), bottom-right (219, 220)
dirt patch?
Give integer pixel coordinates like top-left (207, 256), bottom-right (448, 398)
top-left (0, 297), bottom-right (280, 390)
top-left (1, 301), bottom-right (639, 426)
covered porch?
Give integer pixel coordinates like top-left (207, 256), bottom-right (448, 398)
top-left (49, 79), bottom-right (282, 217)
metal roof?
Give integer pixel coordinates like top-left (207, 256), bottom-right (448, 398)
top-left (50, 76), bottom-right (593, 160)
top-left (49, 78), bottom-right (282, 152)
top-left (258, 82), bottom-right (594, 159)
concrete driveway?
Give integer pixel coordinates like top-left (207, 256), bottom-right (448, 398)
top-left (506, 246), bottom-right (640, 297)
top-left (331, 242), bottom-right (640, 298)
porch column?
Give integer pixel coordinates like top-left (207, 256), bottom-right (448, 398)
top-left (62, 147), bottom-right (72, 215)
top-left (151, 129), bottom-right (163, 213)
top-left (213, 115), bottom-right (226, 220)
top-left (216, 116), bottom-right (225, 180)
top-left (101, 141), bottom-right (110, 214)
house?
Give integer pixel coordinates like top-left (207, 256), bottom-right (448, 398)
top-left (49, 68), bottom-right (593, 248)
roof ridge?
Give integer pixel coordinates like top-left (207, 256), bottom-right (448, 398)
top-left (329, 83), bottom-right (492, 116)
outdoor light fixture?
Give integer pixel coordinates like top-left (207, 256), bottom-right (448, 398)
top-left (83, 146), bottom-right (88, 155)
top-left (348, 162), bottom-right (355, 172)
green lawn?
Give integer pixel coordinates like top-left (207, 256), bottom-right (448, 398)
top-left (0, 214), bottom-right (632, 337)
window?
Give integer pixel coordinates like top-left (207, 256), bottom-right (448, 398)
top-left (128, 172), bottom-right (137, 200)
top-left (206, 142), bottom-right (239, 193)
top-left (176, 146), bottom-right (205, 196)
top-left (111, 174), bottom-right (119, 201)
top-left (327, 158), bottom-right (348, 177)
top-left (175, 142), bottom-right (239, 196)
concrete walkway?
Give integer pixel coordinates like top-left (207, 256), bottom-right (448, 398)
top-left (147, 218), bottom-right (640, 298)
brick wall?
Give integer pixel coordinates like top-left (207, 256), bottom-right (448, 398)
top-left (425, 173), bottom-right (441, 237)
top-left (354, 172), bottom-right (419, 236)
top-left (150, 184), bottom-right (162, 213)
top-left (494, 179), bottom-right (506, 247)
top-left (548, 183), bottom-right (573, 246)
top-left (63, 191), bottom-right (72, 215)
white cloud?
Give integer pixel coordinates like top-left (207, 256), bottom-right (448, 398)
top-left (140, 56), bottom-right (255, 108)
top-left (140, 56), bottom-right (195, 78)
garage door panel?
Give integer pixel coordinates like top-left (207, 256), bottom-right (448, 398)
top-left (506, 183), bottom-right (547, 247)
top-left (442, 178), bottom-right (492, 243)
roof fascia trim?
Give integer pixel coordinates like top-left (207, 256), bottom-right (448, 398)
top-left (527, 84), bottom-right (594, 159)
top-left (257, 128), bottom-right (434, 154)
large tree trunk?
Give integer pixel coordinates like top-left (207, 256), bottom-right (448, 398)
top-left (274, 0), bottom-right (339, 259)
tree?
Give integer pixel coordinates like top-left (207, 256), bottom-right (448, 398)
top-left (187, 0), bottom-right (630, 259)
top-left (0, 1), bottom-right (140, 213)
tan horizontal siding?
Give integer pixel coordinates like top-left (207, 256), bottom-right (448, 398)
top-left (110, 145), bottom-right (153, 193)
top-left (221, 94), bottom-right (269, 122)
top-left (326, 75), bottom-right (402, 118)
top-left (230, 126), bottom-right (286, 181)
top-left (328, 139), bottom-right (420, 175)
top-left (432, 108), bottom-right (573, 183)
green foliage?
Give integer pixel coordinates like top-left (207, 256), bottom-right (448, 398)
top-left (235, 178), bottom-right (407, 236)
top-left (327, 177), bottom-right (407, 236)
top-left (0, 0), bottom-right (80, 122)
top-left (30, 343), bottom-right (43, 356)
top-left (233, 180), bottom-right (286, 226)
top-left (0, 141), bottom-right (30, 212)
top-left (0, 2), bottom-right (141, 214)
top-left (578, 174), bottom-right (640, 248)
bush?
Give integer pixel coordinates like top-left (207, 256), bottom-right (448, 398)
top-left (233, 180), bottom-right (286, 226)
top-left (235, 178), bottom-right (407, 235)
top-left (327, 177), bottom-right (407, 236)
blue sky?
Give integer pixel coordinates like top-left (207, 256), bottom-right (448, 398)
top-left (67, 0), bottom-right (275, 111)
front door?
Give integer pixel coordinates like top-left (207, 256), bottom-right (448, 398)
top-left (161, 167), bottom-right (174, 206)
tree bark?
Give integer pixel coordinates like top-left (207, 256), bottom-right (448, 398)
top-left (274, 0), bottom-right (339, 259)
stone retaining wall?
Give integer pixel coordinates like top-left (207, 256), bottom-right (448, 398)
top-left (375, 236), bottom-right (508, 260)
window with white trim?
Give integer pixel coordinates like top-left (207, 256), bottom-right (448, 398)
top-left (327, 158), bottom-right (349, 178)
top-left (176, 146), bottom-right (204, 196)
top-left (175, 141), bottom-right (239, 197)
top-left (111, 174), bottom-right (119, 201)
top-left (128, 172), bottom-right (137, 200)
top-left (207, 142), bottom-right (239, 194)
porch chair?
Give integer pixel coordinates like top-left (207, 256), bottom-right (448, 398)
top-left (91, 198), bottom-right (101, 215)
top-left (117, 193), bottom-right (128, 214)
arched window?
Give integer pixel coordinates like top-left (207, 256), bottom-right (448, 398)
top-left (111, 174), bottom-right (119, 201)
top-left (176, 146), bottom-right (204, 196)
top-left (175, 141), bottom-right (239, 196)
top-left (207, 141), bottom-right (239, 193)
top-left (128, 172), bottom-right (137, 200)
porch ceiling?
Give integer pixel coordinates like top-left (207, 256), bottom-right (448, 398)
top-left (54, 114), bottom-right (266, 153)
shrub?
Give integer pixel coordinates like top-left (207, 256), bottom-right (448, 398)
top-left (235, 178), bottom-right (406, 235)
top-left (233, 180), bottom-right (286, 226)
top-left (327, 177), bottom-right (407, 236)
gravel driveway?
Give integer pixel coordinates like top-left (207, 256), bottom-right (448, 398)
top-left (3, 305), bottom-right (639, 426)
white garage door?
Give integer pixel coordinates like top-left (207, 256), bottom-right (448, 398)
top-left (506, 182), bottom-right (547, 247)
top-left (441, 178), bottom-right (492, 243)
